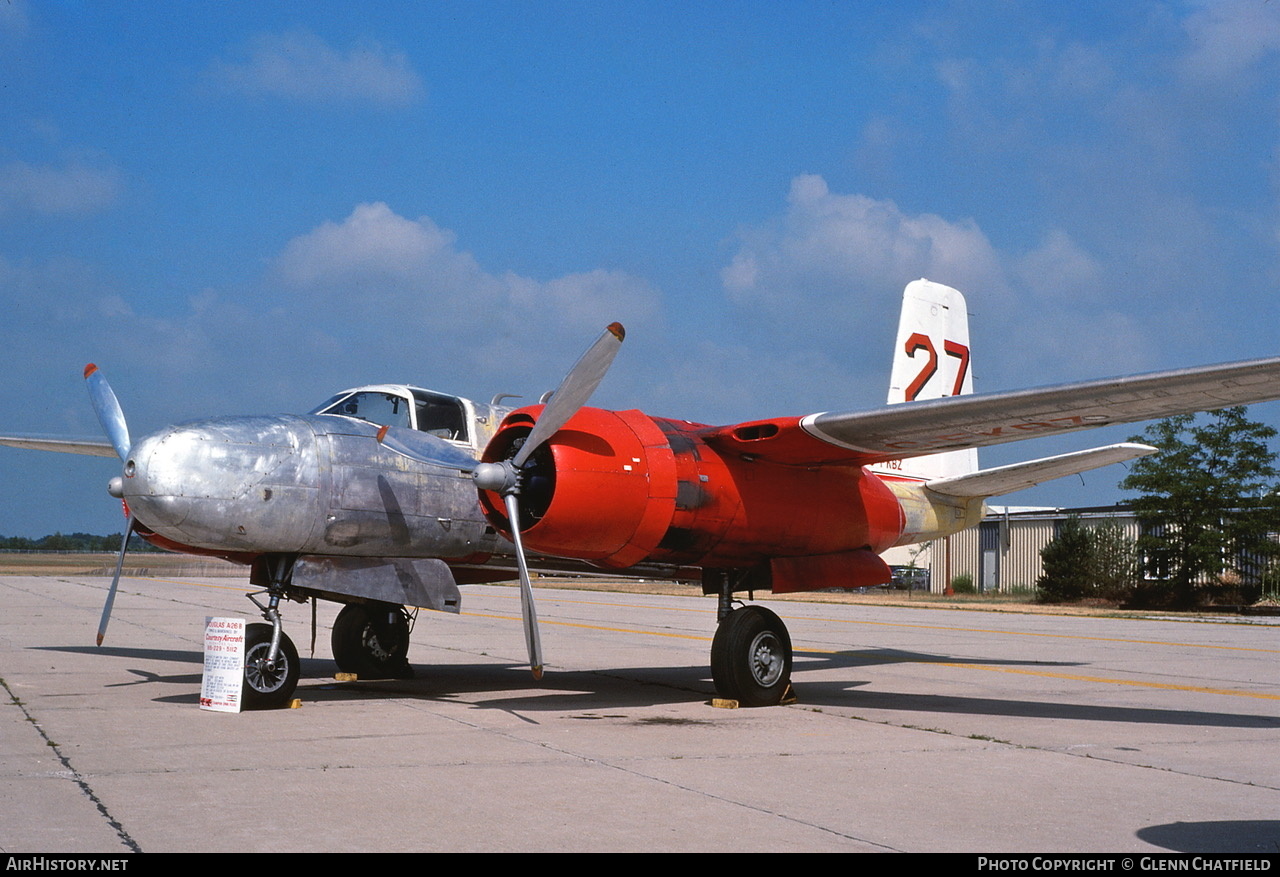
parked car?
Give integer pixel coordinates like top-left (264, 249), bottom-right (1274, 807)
top-left (889, 566), bottom-right (931, 591)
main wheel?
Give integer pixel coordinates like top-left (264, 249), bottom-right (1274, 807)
top-left (242, 623), bottom-right (300, 710)
top-left (710, 605), bottom-right (793, 706)
top-left (332, 603), bottom-right (411, 679)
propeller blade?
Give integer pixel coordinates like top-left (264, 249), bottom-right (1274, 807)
top-left (375, 424), bottom-right (481, 471)
top-left (512, 322), bottom-right (624, 468)
top-left (472, 323), bottom-right (624, 678)
top-left (503, 492), bottom-right (543, 680)
top-left (84, 364), bottom-right (131, 461)
top-left (97, 513), bottom-right (135, 646)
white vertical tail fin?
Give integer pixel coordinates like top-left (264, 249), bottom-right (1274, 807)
top-left (874, 279), bottom-right (978, 481)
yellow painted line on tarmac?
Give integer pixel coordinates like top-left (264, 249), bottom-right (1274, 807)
top-left (121, 578), bottom-right (1277, 701)
top-left (817, 615), bottom-right (1280, 655)
top-left (475, 587), bottom-right (1280, 656)
top-left (501, 589), bottom-right (716, 616)
top-left (930, 662), bottom-right (1280, 702)
top-left (466, 609), bottom-right (1280, 701)
top-left (125, 576), bottom-right (253, 594)
top-left (483, 588), bottom-right (1280, 656)
top-left (133, 580), bottom-right (1280, 686)
top-left (791, 644), bottom-right (1280, 701)
top-left (463, 609), bottom-right (712, 642)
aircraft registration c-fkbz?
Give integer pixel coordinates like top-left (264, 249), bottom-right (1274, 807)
top-left (5, 279), bottom-right (1280, 708)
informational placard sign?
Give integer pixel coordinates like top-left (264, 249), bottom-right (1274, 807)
top-left (200, 617), bottom-right (245, 713)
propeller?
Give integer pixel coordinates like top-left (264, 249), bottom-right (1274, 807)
top-left (475, 322), bottom-right (625, 678)
top-left (98, 512), bottom-right (135, 646)
top-left (377, 322), bottom-right (626, 678)
top-left (84, 364), bottom-right (131, 462)
top-left (506, 321), bottom-right (626, 471)
top-left (83, 364), bottom-right (133, 645)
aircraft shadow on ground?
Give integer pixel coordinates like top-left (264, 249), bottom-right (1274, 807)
top-left (1136, 820), bottom-right (1280, 853)
top-left (287, 661), bottom-right (713, 713)
top-left (39, 644), bottom-right (206, 664)
top-left (39, 643), bottom-right (705, 710)
top-left (798, 684), bottom-right (1280, 728)
top-left (34, 643), bottom-right (1280, 729)
top-left (789, 647), bottom-right (1280, 728)
top-left (801, 645), bottom-right (1084, 670)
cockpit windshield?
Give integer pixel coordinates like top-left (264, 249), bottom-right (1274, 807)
top-left (311, 386), bottom-right (469, 442)
top-left (312, 391), bottom-right (413, 429)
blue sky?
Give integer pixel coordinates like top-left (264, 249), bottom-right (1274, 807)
top-left (3, 1), bottom-right (1280, 536)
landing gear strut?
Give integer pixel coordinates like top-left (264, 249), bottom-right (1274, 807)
top-left (242, 555), bottom-right (301, 710)
top-left (707, 570), bottom-right (794, 706)
top-left (332, 602), bottom-right (413, 679)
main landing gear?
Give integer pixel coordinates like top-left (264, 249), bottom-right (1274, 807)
top-left (332, 602), bottom-right (414, 679)
top-left (707, 571), bottom-right (794, 707)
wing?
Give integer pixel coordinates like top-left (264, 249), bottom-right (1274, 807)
top-left (0, 435), bottom-right (117, 457)
top-left (700, 356), bottom-right (1280, 466)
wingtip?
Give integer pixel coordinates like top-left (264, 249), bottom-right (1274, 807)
top-left (95, 632), bottom-right (104, 646)
top-left (606, 322), bottom-right (625, 342)
top-left (84, 363), bottom-right (99, 380)
top-left (531, 665), bottom-right (544, 681)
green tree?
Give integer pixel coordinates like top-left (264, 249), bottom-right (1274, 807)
top-left (1120, 407), bottom-right (1280, 608)
top-left (1036, 515), bottom-right (1094, 603)
top-left (1090, 522), bottom-right (1140, 601)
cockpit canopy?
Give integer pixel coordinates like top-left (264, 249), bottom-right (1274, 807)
top-left (311, 385), bottom-right (469, 442)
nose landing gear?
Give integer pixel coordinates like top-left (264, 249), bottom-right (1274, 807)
top-left (240, 554), bottom-right (302, 710)
top-left (242, 622), bottom-right (300, 710)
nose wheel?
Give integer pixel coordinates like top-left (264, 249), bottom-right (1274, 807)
top-left (710, 605), bottom-right (793, 707)
top-left (242, 623), bottom-right (300, 709)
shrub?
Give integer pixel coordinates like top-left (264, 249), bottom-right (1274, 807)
top-left (1037, 516), bottom-right (1095, 603)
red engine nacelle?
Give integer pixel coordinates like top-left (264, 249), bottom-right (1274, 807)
top-left (478, 406), bottom-right (677, 568)
top-left (478, 406), bottom-right (908, 587)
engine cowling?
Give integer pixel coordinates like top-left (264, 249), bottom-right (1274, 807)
top-left (478, 406), bottom-right (678, 568)
top-left (478, 406), bottom-right (909, 578)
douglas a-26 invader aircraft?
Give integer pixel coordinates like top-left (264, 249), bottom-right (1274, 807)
top-left (5, 279), bottom-right (1280, 708)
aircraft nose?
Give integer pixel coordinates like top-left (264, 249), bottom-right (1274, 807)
top-left (122, 429), bottom-right (194, 529)
top-left (120, 416), bottom-right (320, 550)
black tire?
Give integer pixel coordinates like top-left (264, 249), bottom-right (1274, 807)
top-left (710, 605), bottom-right (792, 706)
top-left (242, 623), bottom-right (300, 710)
top-left (331, 603), bottom-right (411, 679)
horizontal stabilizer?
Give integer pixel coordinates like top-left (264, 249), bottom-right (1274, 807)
top-left (0, 435), bottom-right (117, 457)
top-left (924, 442), bottom-right (1157, 499)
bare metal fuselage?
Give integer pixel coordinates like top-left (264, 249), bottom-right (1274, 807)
top-left (124, 413), bottom-right (501, 562)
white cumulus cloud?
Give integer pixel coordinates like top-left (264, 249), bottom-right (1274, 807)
top-left (0, 160), bottom-right (122, 217)
top-left (271, 203), bottom-right (661, 391)
top-left (723, 174), bottom-right (1006, 322)
top-left (716, 176), bottom-right (1183, 394)
top-left (1180, 0), bottom-right (1280, 84)
top-left (276, 202), bottom-right (463, 287)
top-left (206, 30), bottom-right (424, 106)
